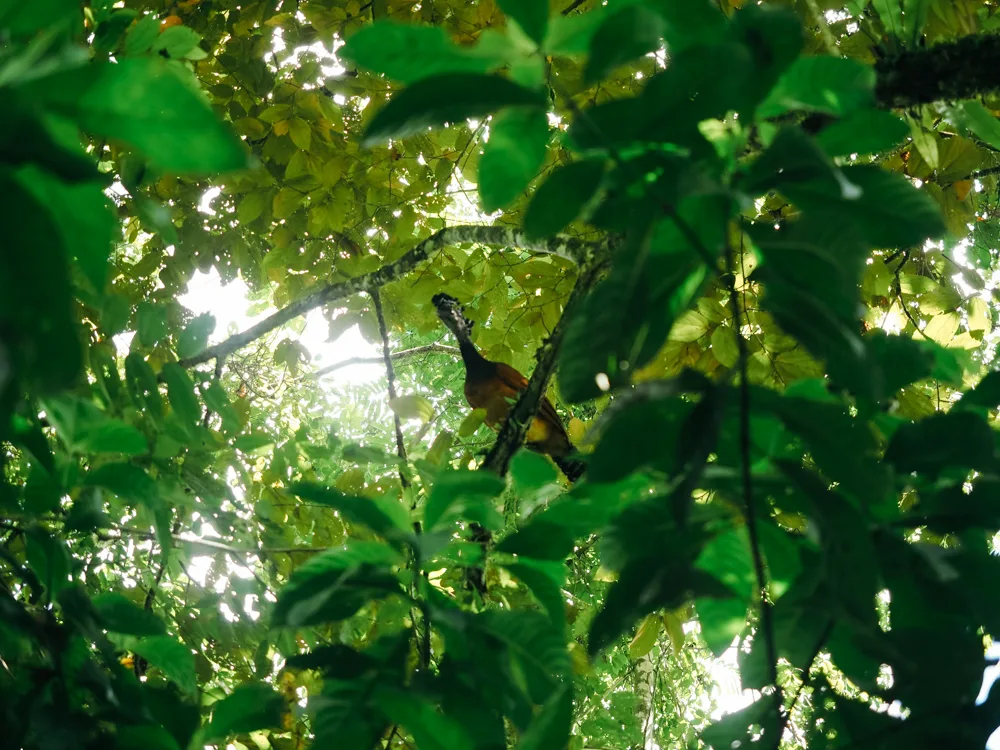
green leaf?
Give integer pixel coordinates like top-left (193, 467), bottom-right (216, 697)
top-left (137, 196), bottom-right (179, 244)
top-left (22, 464), bottom-right (61, 515)
top-left (125, 352), bottom-right (164, 419)
top-left (23, 57), bottom-right (247, 174)
top-left (388, 393), bottom-right (435, 422)
top-left (124, 14), bottom-right (160, 55)
top-left (115, 725), bottom-right (182, 750)
top-left (205, 684), bottom-right (286, 741)
top-left (373, 687), bottom-right (474, 750)
top-left (866, 332), bottom-right (940, 396)
top-left (85, 461), bottom-right (168, 547)
top-left (628, 613), bottom-right (662, 660)
top-left (701, 694), bottom-right (779, 748)
top-left (44, 396), bottom-right (148, 456)
top-left (177, 313), bottom-right (215, 358)
top-left (558, 238), bottom-right (707, 403)
top-left (884, 410), bottom-right (995, 479)
top-left (11, 414), bottom-right (56, 475)
top-left (871, 0), bottom-right (903, 37)
top-left (504, 558), bottom-right (566, 625)
top-left (695, 527), bottom-right (754, 600)
top-left (813, 109), bottom-right (909, 158)
top-left (362, 73), bottom-right (545, 146)
top-left (695, 596), bottom-right (747, 656)
top-left (757, 388), bottom-right (890, 503)
top-left (92, 592), bottom-right (166, 636)
top-left (423, 469), bottom-right (505, 532)
top-left (586, 395), bottom-right (692, 482)
top-left (137, 302), bottom-right (169, 347)
top-left (502, 476), bottom-right (655, 562)
top-left (945, 100), bottom-right (1000, 151)
top-left (0, 170), bottom-right (80, 394)
top-left (730, 4), bottom-right (804, 114)
top-left (780, 165), bottom-right (946, 249)
top-left (86, 462), bottom-right (160, 507)
top-left (0, 97), bottom-right (96, 182)
top-left (647, 0), bottom-right (728, 51)
top-left (133, 636), bottom-right (198, 696)
top-left (339, 22), bottom-right (499, 84)
top-left (748, 217), bottom-right (874, 399)
top-left (290, 483), bottom-right (412, 548)
top-left (479, 106), bottom-right (549, 212)
top-left (509, 449), bottom-right (559, 495)
top-left (25, 529), bottom-right (71, 599)
top-left (567, 42), bottom-right (750, 154)
top-left (757, 55), bottom-right (875, 118)
top-left (1, 0), bottom-right (80, 36)
top-left (151, 25), bottom-right (203, 60)
top-left (272, 541), bottom-right (404, 628)
top-left (544, 10), bottom-right (607, 56)
top-left (17, 166), bottom-right (115, 294)
top-left (778, 462), bottom-right (880, 623)
top-left (902, 0), bottom-right (931, 45)
top-left (958, 371), bottom-right (1000, 411)
top-left (741, 126), bottom-right (839, 196)
top-left (161, 363), bottom-right (201, 429)
top-left (65, 490), bottom-right (110, 532)
top-left (478, 609), bottom-right (571, 683)
top-left (233, 433), bottom-right (275, 452)
top-left (287, 117), bottom-right (312, 151)
top-left (909, 478), bottom-right (1000, 534)
top-left (497, 0), bottom-right (548, 45)
top-left (101, 293), bottom-right (131, 336)
top-left (515, 683), bottom-right (572, 750)
top-left (585, 5), bottom-right (665, 84)
top-left (523, 158), bottom-right (606, 239)
top-left (590, 558), bottom-right (727, 656)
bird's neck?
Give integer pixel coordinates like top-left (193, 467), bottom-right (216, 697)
top-left (457, 334), bottom-right (494, 379)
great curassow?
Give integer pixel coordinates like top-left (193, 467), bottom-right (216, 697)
top-left (432, 293), bottom-right (585, 482)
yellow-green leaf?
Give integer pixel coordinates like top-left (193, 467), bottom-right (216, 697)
top-left (968, 296), bottom-right (991, 332)
top-left (662, 610), bottom-right (686, 656)
top-left (272, 187), bottom-right (304, 219)
top-left (388, 394), bottom-right (434, 423)
top-left (628, 613), bottom-right (661, 661)
top-left (288, 117), bottom-right (312, 151)
top-left (924, 312), bottom-right (959, 345)
top-left (238, 191), bottom-right (267, 224)
top-left (669, 311), bottom-right (710, 343)
top-left (426, 430), bottom-right (455, 465)
top-left (458, 408), bottom-right (488, 437)
top-left (710, 325), bottom-right (739, 368)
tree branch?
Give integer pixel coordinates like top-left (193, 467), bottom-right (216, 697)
top-left (372, 288), bottom-right (410, 490)
top-left (481, 256), bottom-right (606, 477)
top-left (875, 33), bottom-right (1000, 108)
top-left (177, 225), bottom-right (612, 370)
top-left (311, 343), bottom-right (458, 378)
top-left (726, 235), bottom-right (779, 719)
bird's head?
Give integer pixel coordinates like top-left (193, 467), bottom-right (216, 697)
top-left (432, 293), bottom-right (475, 341)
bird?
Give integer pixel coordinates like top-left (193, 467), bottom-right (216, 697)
top-left (431, 293), bottom-right (586, 482)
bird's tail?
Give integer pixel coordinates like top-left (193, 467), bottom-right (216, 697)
top-left (553, 454), bottom-right (586, 483)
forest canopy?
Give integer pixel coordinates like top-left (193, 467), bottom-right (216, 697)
top-left (6, 0), bottom-right (1000, 748)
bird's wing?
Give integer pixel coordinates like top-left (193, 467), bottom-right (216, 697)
top-left (494, 362), bottom-right (569, 439)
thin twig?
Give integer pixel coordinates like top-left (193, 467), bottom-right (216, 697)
top-left (311, 343), bottom-right (458, 378)
top-left (372, 288), bottom-right (409, 490)
top-left (562, 0), bottom-right (589, 15)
